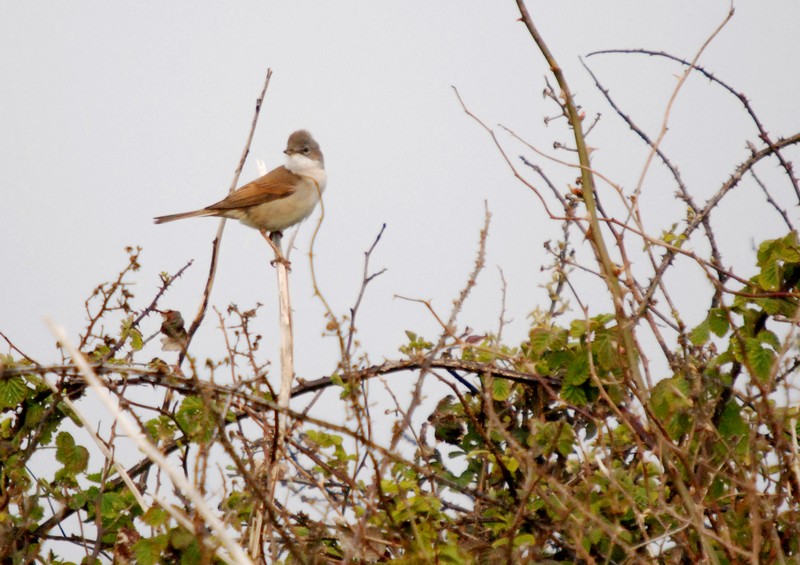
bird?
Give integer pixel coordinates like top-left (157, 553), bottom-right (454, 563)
top-left (154, 129), bottom-right (326, 264)
top-left (158, 309), bottom-right (188, 352)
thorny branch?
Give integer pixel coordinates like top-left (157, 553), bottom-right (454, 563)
top-left (588, 47), bottom-right (800, 201)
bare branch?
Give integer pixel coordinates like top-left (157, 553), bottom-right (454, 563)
top-left (588, 47), bottom-right (800, 201)
top-left (178, 68), bottom-right (274, 366)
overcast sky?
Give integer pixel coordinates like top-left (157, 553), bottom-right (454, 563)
top-left (2, 2), bottom-right (799, 392)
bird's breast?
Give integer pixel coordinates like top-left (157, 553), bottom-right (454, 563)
top-left (240, 175), bottom-right (324, 231)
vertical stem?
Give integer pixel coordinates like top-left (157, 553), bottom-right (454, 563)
top-left (272, 231), bottom-right (294, 442)
top-left (250, 232), bottom-right (294, 561)
top-left (515, 0), bottom-right (644, 391)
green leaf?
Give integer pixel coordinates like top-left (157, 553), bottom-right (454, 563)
top-left (757, 238), bottom-right (780, 266)
top-left (513, 532), bottom-right (537, 547)
top-left (528, 327), bottom-right (553, 356)
top-left (650, 375), bottom-right (692, 434)
top-left (141, 506), bottom-right (169, 527)
top-left (502, 454), bottom-right (520, 473)
top-left (689, 319), bottom-right (710, 346)
top-left (175, 396), bottom-right (216, 443)
top-left (758, 260), bottom-right (782, 291)
top-left (170, 527), bottom-right (195, 550)
top-left (55, 432), bottom-right (89, 476)
top-left (708, 350), bottom-right (734, 370)
top-left (708, 308), bottom-right (729, 337)
top-left (555, 422), bottom-right (576, 457)
top-left (592, 313), bottom-right (616, 327)
top-left (528, 326), bottom-right (567, 356)
top-left (145, 415), bottom-right (177, 443)
top-left (491, 378), bottom-right (511, 401)
top-left (565, 352), bottom-right (589, 386)
top-left (757, 329), bottom-right (781, 350)
top-left (436, 542), bottom-right (467, 563)
top-left (569, 319), bottom-right (587, 338)
top-left (491, 536), bottom-right (511, 549)
top-left (745, 339), bottom-right (775, 382)
top-left (119, 317), bottom-right (144, 353)
top-left (0, 376), bottom-right (31, 409)
top-left (533, 421), bottom-right (575, 457)
top-left (400, 330), bottom-right (433, 354)
top-left (756, 296), bottom-right (794, 317)
top-left (717, 401), bottom-right (748, 440)
top-left (774, 232), bottom-right (800, 262)
top-left (130, 328), bottom-right (144, 351)
top-left (757, 232), bottom-right (800, 267)
top-left (134, 535), bottom-right (169, 565)
top-left (729, 334), bottom-right (744, 363)
top-left (593, 330), bottom-right (620, 369)
top-left (561, 383), bottom-right (588, 405)
top-left (99, 491), bottom-right (136, 523)
top-left (179, 538), bottom-right (201, 565)
top-left (306, 429), bottom-right (343, 448)
top-left (69, 486), bottom-right (99, 510)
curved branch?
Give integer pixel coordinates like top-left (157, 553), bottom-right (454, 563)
top-left (587, 48), bottom-right (800, 201)
top-left (292, 357), bottom-right (557, 398)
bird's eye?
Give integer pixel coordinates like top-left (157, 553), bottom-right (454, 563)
top-left (302, 147), bottom-right (310, 154)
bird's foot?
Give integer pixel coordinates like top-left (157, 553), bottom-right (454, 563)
top-left (260, 229), bottom-right (291, 270)
top-left (270, 255), bottom-right (292, 270)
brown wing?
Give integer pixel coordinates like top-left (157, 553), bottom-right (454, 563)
top-left (205, 166), bottom-right (301, 211)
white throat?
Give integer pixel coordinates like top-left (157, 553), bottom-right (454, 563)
top-left (286, 153), bottom-right (327, 190)
top-left (286, 153), bottom-right (323, 174)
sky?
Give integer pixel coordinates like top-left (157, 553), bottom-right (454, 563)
top-left (2, 2), bottom-right (800, 409)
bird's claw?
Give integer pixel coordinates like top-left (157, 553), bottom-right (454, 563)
top-left (270, 256), bottom-right (292, 271)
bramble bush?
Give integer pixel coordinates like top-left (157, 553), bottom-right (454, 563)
top-left (3, 4), bottom-right (800, 563)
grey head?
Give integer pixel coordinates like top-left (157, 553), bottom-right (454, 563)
top-left (284, 130), bottom-right (323, 165)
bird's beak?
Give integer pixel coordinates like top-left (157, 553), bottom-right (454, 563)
top-left (283, 149), bottom-right (290, 155)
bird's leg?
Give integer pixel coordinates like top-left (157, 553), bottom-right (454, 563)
top-left (260, 229), bottom-right (292, 270)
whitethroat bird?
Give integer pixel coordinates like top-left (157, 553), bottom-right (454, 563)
top-left (154, 130), bottom-right (326, 265)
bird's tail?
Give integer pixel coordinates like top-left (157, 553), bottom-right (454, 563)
top-left (153, 209), bottom-right (211, 224)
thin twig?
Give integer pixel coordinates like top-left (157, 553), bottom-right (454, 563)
top-left (749, 168), bottom-right (794, 231)
top-left (0, 331), bottom-right (37, 363)
top-left (389, 204), bottom-right (491, 451)
top-left (587, 47), bottom-right (800, 201)
top-left (452, 86), bottom-right (558, 219)
top-left (630, 4), bottom-right (734, 199)
top-left (178, 68), bottom-right (273, 366)
top-left (345, 224), bottom-right (388, 362)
